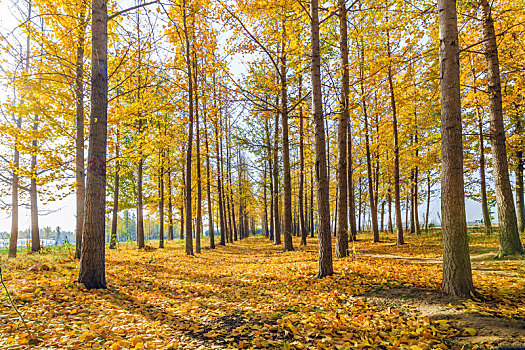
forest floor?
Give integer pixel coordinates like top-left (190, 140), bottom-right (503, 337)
top-left (0, 229), bottom-right (524, 349)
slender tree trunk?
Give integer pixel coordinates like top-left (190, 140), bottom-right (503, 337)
top-left (335, 0), bottom-right (349, 257)
top-left (361, 65), bottom-right (379, 242)
top-left (75, 3), bottom-right (86, 260)
top-left (298, 78), bottom-right (307, 246)
top-left (516, 120), bottom-right (525, 234)
top-left (280, 24), bottom-right (293, 251)
top-left (30, 114), bottom-right (40, 252)
top-left (311, 0), bottom-right (333, 277)
top-left (387, 30), bottom-right (404, 245)
top-left (216, 122), bottom-right (226, 246)
top-left (183, 0), bottom-right (194, 255)
top-left (180, 168), bottom-right (185, 240)
top-left (204, 112), bottom-right (215, 249)
top-left (78, 0), bottom-right (108, 289)
top-left (159, 151), bottom-right (165, 249)
top-left (439, 0), bottom-right (475, 297)
top-left (348, 119), bottom-right (357, 241)
top-left (137, 154), bottom-right (145, 248)
top-left (480, 0), bottom-right (523, 256)
top-left (109, 131), bottom-right (120, 250)
top-left (9, 115), bottom-right (21, 258)
top-left (273, 96), bottom-right (281, 245)
top-left (426, 172), bottom-right (431, 231)
top-left (168, 167), bottom-right (174, 240)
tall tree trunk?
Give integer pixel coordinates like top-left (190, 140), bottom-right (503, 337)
top-left (183, 0), bottom-right (194, 256)
top-left (335, 0), bottom-right (349, 257)
top-left (273, 96), bottom-right (281, 245)
top-left (30, 114), bottom-right (40, 252)
top-left (480, 0), bottom-right (523, 256)
top-left (9, 115), bottom-right (21, 258)
top-left (159, 151), bottom-right (165, 249)
top-left (310, 166), bottom-right (314, 238)
top-left (425, 172), bottom-right (431, 231)
top-left (168, 167), bottom-right (174, 240)
top-left (180, 167), bottom-right (185, 240)
top-left (194, 61), bottom-right (202, 254)
top-left (75, 2), bottom-right (87, 260)
top-left (109, 131), bottom-right (119, 250)
top-left (281, 22), bottom-right (293, 251)
top-left (216, 121), bottom-right (226, 246)
top-left (298, 77), bottom-right (307, 246)
top-left (204, 112), bottom-right (215, 249)
top-left (311, 0), bottom-right (333, 277)
top-left (516, 120), bottom-right (525, 234)
top-left (348, 119), bottom-right (357, 241)
top-left (137, 154), bottom-right (145, 249)
top-left (439, 0), bottom-right (475, 297)
top-left (360, 61), bottom-right (379, 242)
top-left (387, 30), bottom-right (404, 245)
top-left (78, 0), bottom-right (108, 289)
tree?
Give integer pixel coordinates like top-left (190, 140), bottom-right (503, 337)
top-left (439, 0), bottom-right (475, 297)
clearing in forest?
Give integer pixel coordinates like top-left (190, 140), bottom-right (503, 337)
top-left (0, 231), bottom-right (524, 349)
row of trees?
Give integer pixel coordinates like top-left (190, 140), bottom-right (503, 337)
top-left (1, 0), bottom-right (524, 296)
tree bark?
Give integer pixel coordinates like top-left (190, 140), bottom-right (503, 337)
top-left (109, 131), bottom-right (119, 250)
top-left (298, 77), bottom-right (307, 246)
top-left (311, 0), bottom-right (333, 278)
top-left (477, 103), bottom-right (492, 235)
top-left (137, 154), bottom-right (145, 248)
top-left (75, 3), bottom-right (87, 259)
top-left (387, 30), bottom-right (404, 245)
top-left (30, 114), bottom-right (40, 252)
top-left (273, 96), bottom-right (281, 245)
top-left (335, 0), bottom-right (349, 257)
top-left (159, 151), bottom-right (165, 249)
top-left (78, 0), bottom-right (108, 289)
top-left (168, 167), bottom-right (174, 240)
top-left (194, 58), bottom-right (201, 254)
top-left (204, 111), bottom-right (215, 249)
top-left (516, 120), bottom-right (524, 234)
top-left (183, 0), bottom-right (194, 256)
top-left (439, 0), bottom-right (475, 297)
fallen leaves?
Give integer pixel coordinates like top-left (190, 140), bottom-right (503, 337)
top-left (0, 232), bottom-right (522, 349)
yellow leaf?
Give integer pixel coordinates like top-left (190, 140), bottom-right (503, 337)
top-left (134, 342), bottom-right (144, 349)
top-left (464, 328), bottom-right (477, 336)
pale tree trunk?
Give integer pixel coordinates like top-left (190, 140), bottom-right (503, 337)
top-left (310, 167), bottom-right (314, 238)
top-left (335, 0), bottom-right (349, 257)
top-left (516, 120), bottom-right (525, 234)
top-left (30, 115), bottom-right (40, 252)
top-left (109, 131), bottom-right (119, 250)
top-left (311, 0), bottom-right (333, 277)
top-left (9, 115), bottom-right (21, 258)
top-left (168, 167), bottom-right (174, 240)
top-left (75, 2), bottom-right (87, 260)
top-left (183, 0), bottom-right (194, 255)
top-left (439, 0), bottom-right (475, 297)
top-left (425, 172), bottom-right (431, 231)
top-left (78, 0), bottom-right (107, 289)
top-left (273, 97), bottom-right (281, 245)
top-left (480, 0), bottom-right (523, 256)
top-left (387, 30), bottom-right (403, 245)
top-left (194, 58), bottom-right (201, 254)
top-left (348, 119), bottom-right (357, 241)
top-left (159, 150), bottom-right (165, 249)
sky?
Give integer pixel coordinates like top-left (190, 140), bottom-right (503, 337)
top-left (0, 0), bottom-right (495, 234)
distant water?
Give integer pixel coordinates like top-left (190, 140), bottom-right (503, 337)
top-left (0, 239), bottom-right (59, 250)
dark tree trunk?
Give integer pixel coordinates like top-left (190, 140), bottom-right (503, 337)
top-left (516, 121), bottom-right (525, 234)
top-left (425, 172), bottom-right (431, 231)
top-left (311, 0), bottom-right (333, 278)
top-left (387, 30), bottom-right (404, 245)
top-left (298, 77), bottom-right (307, 246)
top-left (439, 0), bottom-right (475, 297)
top-left (183, 0), bottom-right (194, 256)
top-left (137, 155), bottom-right (145, 249)
top-left (78, 0), bottom-right (108, 289)
top-left (335, 0), bottom-right (349, 257)
top-left (480, 0), bottom-right (523, 256)
top-left (216, 121), bottom-right (226, 246)
top-left (204, 111), bottom-right (215, 249)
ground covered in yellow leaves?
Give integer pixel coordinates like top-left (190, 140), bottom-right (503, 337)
top-left (1, 230), bottom-right (524, 349)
